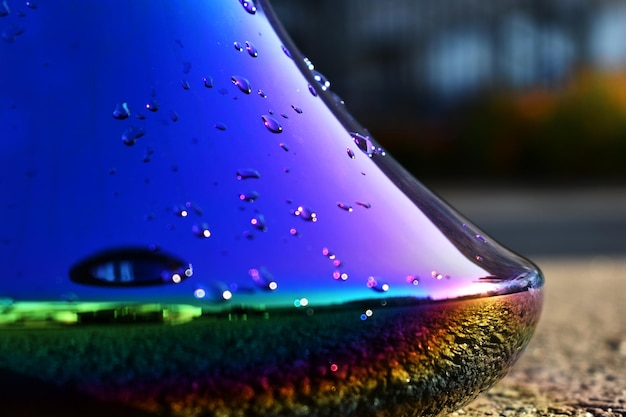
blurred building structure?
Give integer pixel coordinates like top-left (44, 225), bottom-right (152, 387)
top-left (272, 0), bottom-right (626, 181)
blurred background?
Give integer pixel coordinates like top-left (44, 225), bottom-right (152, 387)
top-left (272, 0), bottom-right (626, 258)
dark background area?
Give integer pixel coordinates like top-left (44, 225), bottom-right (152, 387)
top-left (271, 0), bottom-right (626, 185)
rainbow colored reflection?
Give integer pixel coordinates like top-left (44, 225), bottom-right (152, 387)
top-left (0, 0), bottom-right (543, 415)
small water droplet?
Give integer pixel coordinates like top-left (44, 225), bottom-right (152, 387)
top-left (192, 223), bottom-right (212, 238)
top-left (333, 271), bottom-right (349, 281)
top-left (136, 112), bottom-right (146, 120)
top-left (257, 89), bottom-right (267, 98)
top-left (312, 70), bottom-right (330, 91)
top-left (261, 114), bottom-right (282, 133)
top-left (476, 234), bottom-right (487, 243)
top-left (173, 205), bottom-right (189, 218)
top-left (233, 41), bottom-right (244, 52)
top-left (406, 275), bottom-right (420, 286)
top-left (291, 205), bottom-right (317, 222)
top-left (145, 98), bottom-right (160, 112)
top-left (245, 41), bottom-right (258, 57)
top-left (181, 61), bottom-right (192, 74)
top-left (308, 84), bottom-right (317, 97)
top-left (367, 276), bottom-right (389, 292)
top-left (303, 57), bottom-right (314, 70)
top-left (239, 0), bottom-right (256, 14)
top-left (2, 25), bottom-right (24, 43)
top-left (0, 1), bottom-right (10, 16)
top-left (250, 214), bottom-right (267, 231)
top-left (185, 201), bottom-right (203, 216)
top-left (112, 102), bottom-right (131, 120)
top-left (26, 1), bottom-right (37, 10)
top-left (231, 75), bottom-right (252, 94)
top-left (322, 248), bottom-right (336, 259)
top-left (355, 201), bottom-right (371, 209)
top-left (249, 267), bottom-right (277, 291)
top-left (281, 45), bottom-right (291, 58)
top-left (476, 255), bottom-right (484, 262)
top-left (291, 105), bottom-right (303, 114)
top-left (169, 110), bottom-right (179, 122)
top-left (142, 147), bottom-right (154, 163)
top-left (121, 126), bottom-right (145, 146)
top-left (280, 113), bottom-right (289, 119)
top-left (214, 122), bottom-right (227, 131)
top-left (239, 191), bottom-right (259, 202)
top-left (346, 147), bottom-right (355, 159)
top-left (279, 143), bottom-right (289, 152)
top-left (175, 39), bottom-right (184, 48)
top-left (337, 202), bottom-right (353, 212)
top-left (202, 76), bottom-right (214, 88)
top-left (289, 228), bottom-right (300, 237)
top-left (181, 79), bottom-right (191, 90)
top-left (237, 169), bottom-right (260, 180)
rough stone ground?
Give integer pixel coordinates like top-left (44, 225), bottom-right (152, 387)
top-left (448, 257), bottom-right (626, 417)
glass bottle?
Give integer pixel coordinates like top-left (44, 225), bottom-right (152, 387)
top-left (0, 1), bottom-right (543, 416)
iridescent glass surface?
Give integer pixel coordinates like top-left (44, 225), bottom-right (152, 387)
top-left (0, 1), bottom-right (543, 416)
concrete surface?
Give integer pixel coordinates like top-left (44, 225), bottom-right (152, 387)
top-left (434, 185), bottom-right (626, 417)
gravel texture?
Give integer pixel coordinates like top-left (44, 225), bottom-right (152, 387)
top-left (449, 257), bottom-right (626, 417)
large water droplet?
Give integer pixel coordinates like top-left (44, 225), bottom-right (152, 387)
top-left (121, 126), bottom-right (145, 146)
top-left (239, 191), bottom-right (259, 202)
top-left (351, 132), bottom-right (375, 157)
top-left (237, 169), bottom-right (260, 180)
top-left (202, 76), bottom-right (214, 88)
top-left (239, 0), bottom-right (256, 14)
top-left (112, 102), bottom-right (131, 120)
top-left (250, 214), bottom-right (267, 231)
top-left (261, 114), bottom-right (282, 133)
top-left (231, 75), bottom-right (252, 94)
top-left (245, 41), bottom-right (258, 57)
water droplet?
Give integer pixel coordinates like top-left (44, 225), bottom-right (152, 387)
top-left (289, 228), bottom-right (300, 237)
top-left (257, 89), bottom-right (267, 98)
top-left (303, 57), bottom-right (314, 70)
top-left (112, 102), bottom-right (131, 120)
top-left (346, 147), bottom-right (355, 159)
top-left (308, 84), bottom-right (317, 97)
top-left (279, 143), bottom-right (289, 152)
top-left (173, 205), bottom-right (189, 217)
top-left (2, 25), bottom-right (24, 43)
top-left (322, 248), bottom-right (336, 259)
top-left (185, 201), bottom-right (203, 216)
top-left (245, 41), bottom-right (258, 57)
top-left (406, 275), bottom-right (420, 286)
top-left (145, 98), bottom-right (160, 112)
top-left (202, 76), bottom-right (214, 88)
top-left (291, 206), bottom-right (317, 222)
top-left (239, 0), bottom-right (256, 14)
top-left (332, 271), bottom-right (349, 281)
top-left (355, 201), bottom-right (371, 209)
top-left (0, 1), bottom-right (10, 16)
top-left (192, 223), bottom-right (211, 238)
top-left (312, 70), bottom-right (330, 91)
top-left (476, 234), bottom-right (487, 243)
top-left (231, 75), bottom-right (252, 94)
top-left (281, 45), bottom-right (291, 58)
top-left (181, 61), bottom-right (192, 74)
top-left (367, 277), bottom-right (389, 292)
top-left (351, 132), bottom-right (376, 156)
top-left (121, 126), bottom-right (145, 146)
top-left (250, 214), bottom-right (267, 231)
top-left (249, 267), bottom-right (277, 291)
top-left (261, 114), bottom-right (282, 133)
top-left (476, 255), bottom-right (484, 262)
top-left (233, 41), bottom-right (244, 52)
top-left (237, 169), bottom-right (260, 180)
top-left (214, 122), bottom-right (227, 131)
top-left (180, 79), bottom-right (191, 90)
top-left (239, 191), bottom-right (259, 202)
top-left (142, 147), bottom-right (154, 163)
top-left (291, 105), bottom-right (303, 114)
top-left (26, 1), bottom-right (37, 9)
top-left (337, 202), bottom-right (353, 212)
top-left (174, 39), bottom-right (184, 48)
top-left (136, 112), bottom-right (146, 120)
top-left (169, 110), bottom-right (179, 122)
